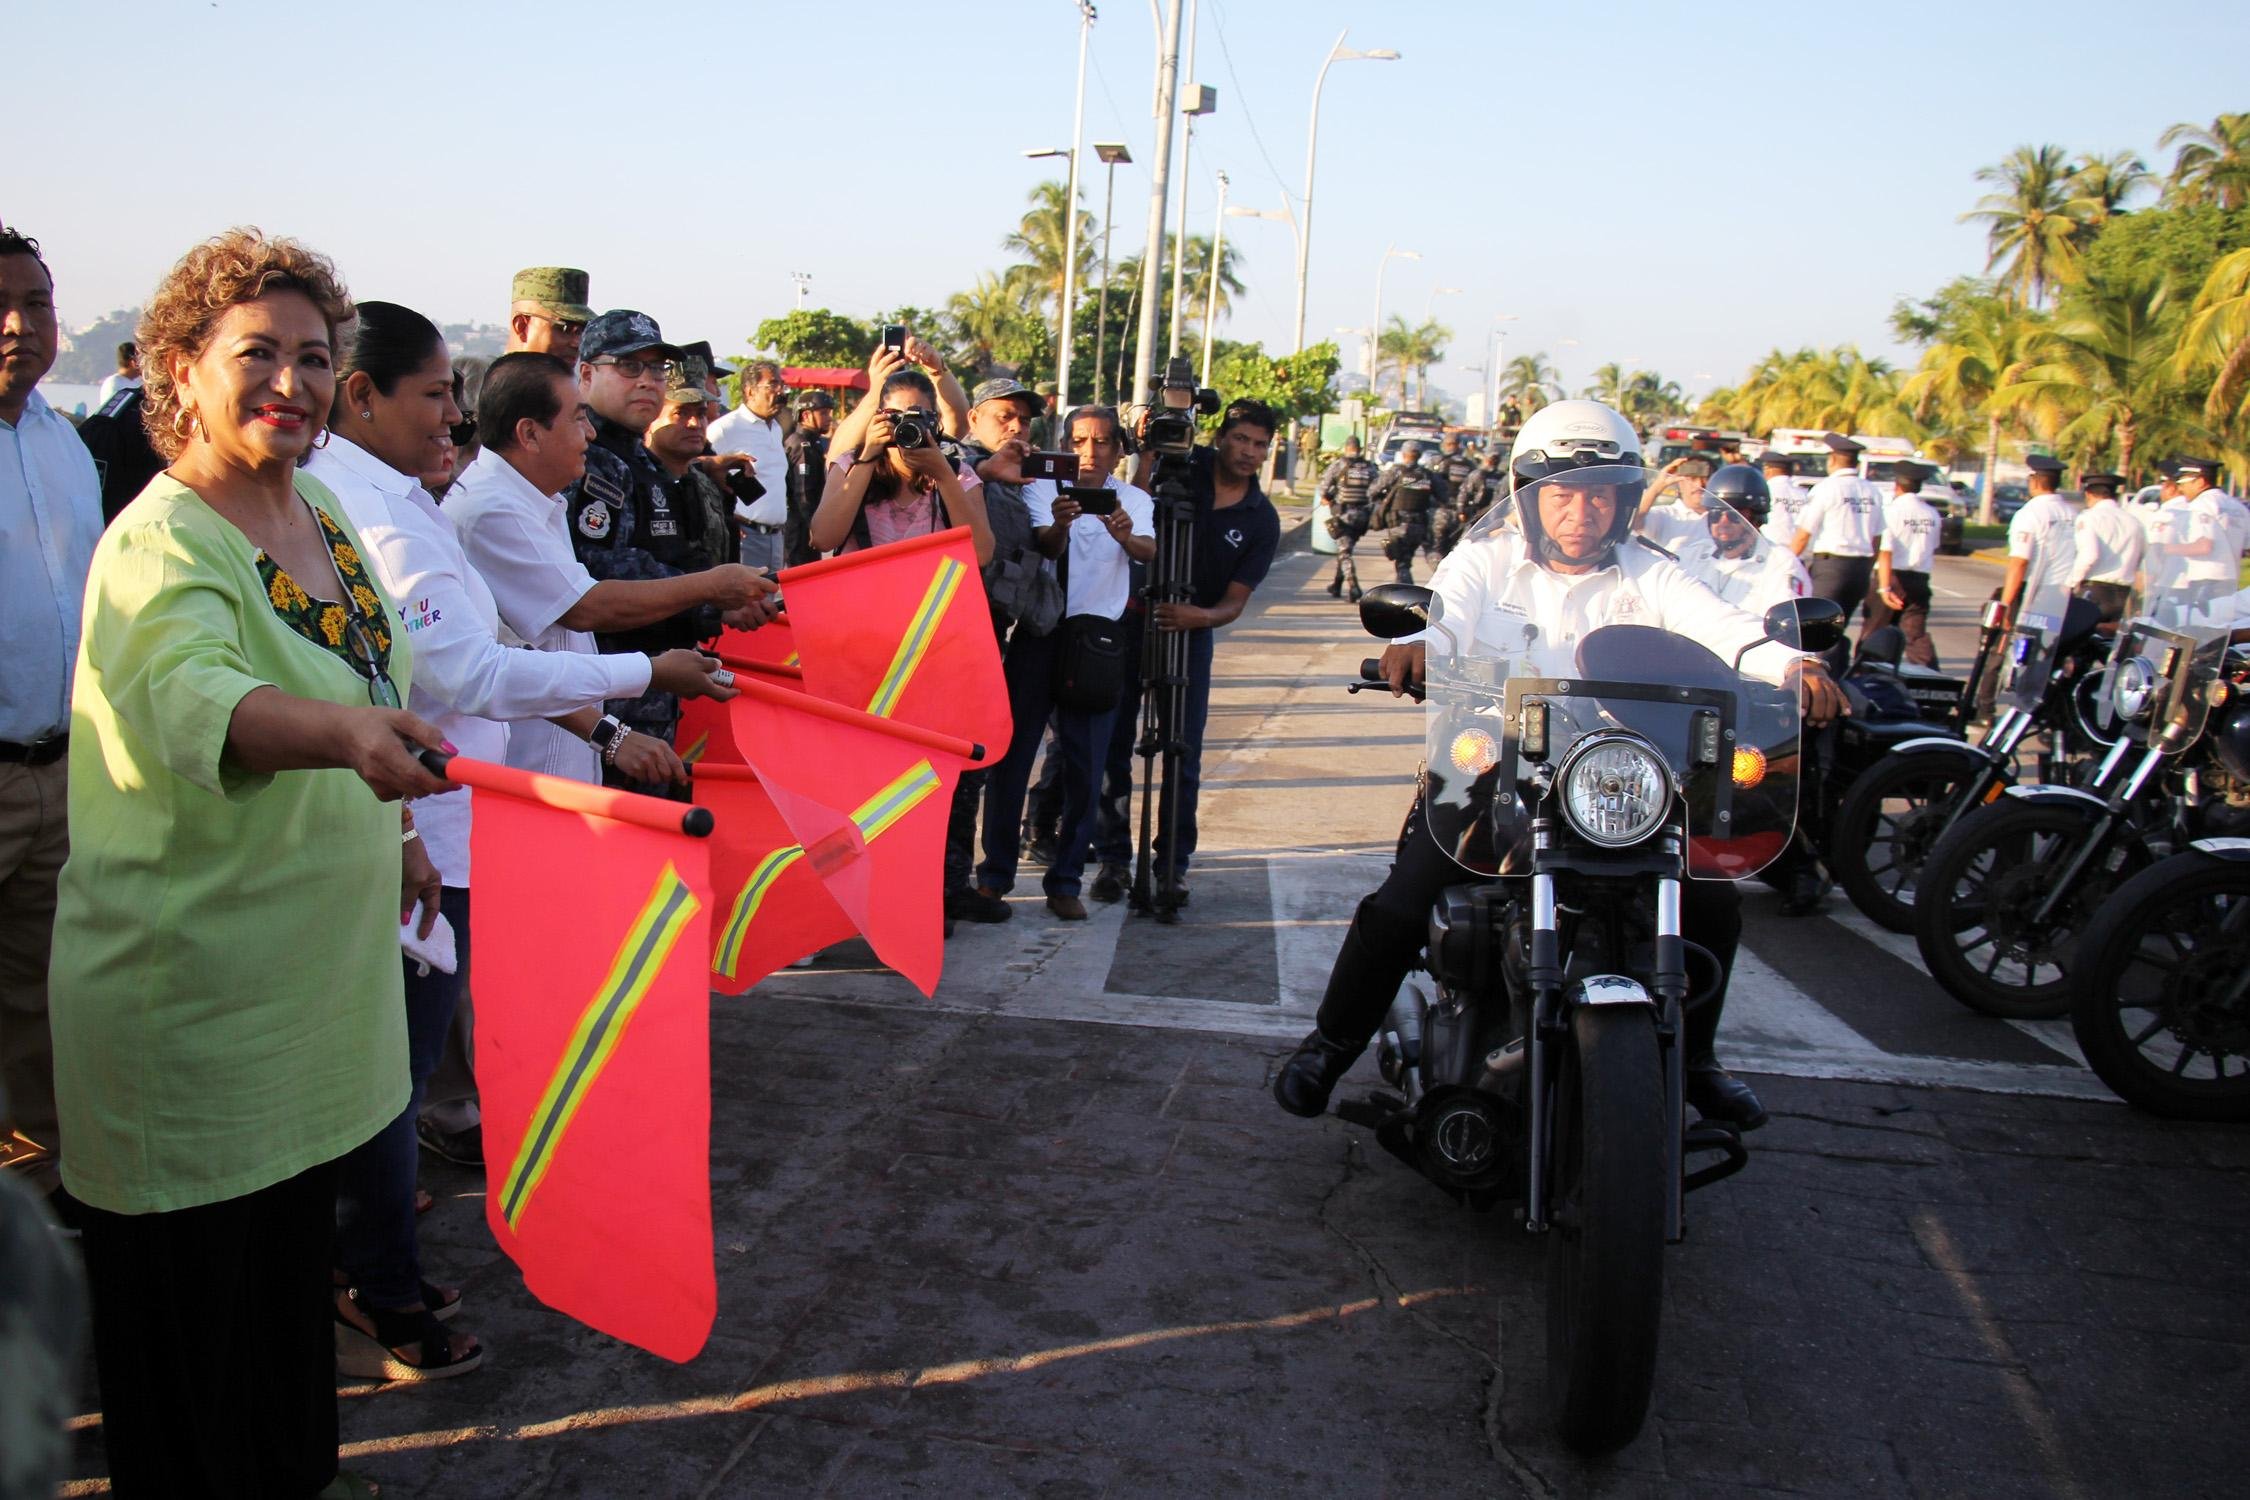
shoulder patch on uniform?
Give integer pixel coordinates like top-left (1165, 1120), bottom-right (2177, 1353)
top-left (577, 500), bottom-right (612, 539)
top-left (1631, 535), bottom-right (1678, 561)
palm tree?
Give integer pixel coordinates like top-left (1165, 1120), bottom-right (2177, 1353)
top-left (2066, 151), bottom-right (2152, 227)
top-left (1902, 299), bottom-right (2048, 523)
top-left (946, 273), bottom-right (1046, 379)
top-left (1963, 145), bottom-right (2085, 307)
top-left (2174, 247), bottom-right (2250, 434)
top-left (1497, 353), bottom-right (1561, 415)
top-left (999, 180), bottom-right (1096, 323)
top-left (2001, 273), bottom-right (2180, 481)
top-left (1621, 370), bottom-right (1687, 426)
top-left (2159, 113), bottom-right (2250, 210)
top-left (1376, 316), bottom-right (1451, 407)
top-left (1582, 362), bottom-right (1631, 406)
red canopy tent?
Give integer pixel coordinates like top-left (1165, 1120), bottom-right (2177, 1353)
top-left (781, 366), bottom-right (870, 392)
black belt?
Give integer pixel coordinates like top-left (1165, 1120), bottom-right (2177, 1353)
top-left (0, 734), bottom-right (67, 766)
top-left (738, 520), bottom-right (783, 534)
top-left (1812, 552), bottom-right (1872, 561)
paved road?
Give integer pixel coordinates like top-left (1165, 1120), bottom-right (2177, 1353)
top-left (62, 522), bottom-right (2250, 1497)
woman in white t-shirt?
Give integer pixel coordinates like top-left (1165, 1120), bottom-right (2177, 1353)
top-left (307, 303), bottom-right (734, 1382)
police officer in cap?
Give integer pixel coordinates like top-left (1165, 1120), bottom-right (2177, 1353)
top-left (2068, 471), bottom-right (2143, 622)
top-left (1318, 435), bottom-right (1380, 599)
top-left (504, 266), bottom-right (594, 366)
top-left (643, 357), bottom-right (740, 572)
top-left (1455, 446), bottom-right (1511, 530)
top-left (784, 389), bottom-right (837, 566)
top-left (1789, 433), bottom-right (1883, 620)
top-left (2001, 453), bottom-right (2077, 615)
top-left (1368, 440), bottom-right (1449, 583)
top-left (2169, 456), bottom-right (2249, 600)
top-left (1758, 450), bottom-right (1809, 547)
top-left (569, 309), bottom-right (772, 792)
top-left (1427, 433), bottom-right (1480, 557)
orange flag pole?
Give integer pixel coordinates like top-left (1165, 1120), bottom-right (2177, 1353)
top-left (729, 673), bottom-right (992, 765)
top-left (716, 656), bottom-right (805, 683)
top-left (424, 753), bottom-right (715, 838)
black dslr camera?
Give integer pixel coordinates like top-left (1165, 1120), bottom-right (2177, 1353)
top-left (1137, 356), bottom-right (1221, 457)
top-left (889, 406), bottom-right (941, 450)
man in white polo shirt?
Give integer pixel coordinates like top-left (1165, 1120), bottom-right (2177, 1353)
top-left (976, 405), bottom-right (1154, 920)
top-left (706, 359), bottom-right (791, 571)
top-left (2068, 471), bottom-right (2144, 621)
top-left (1789, 432), bottom-right (1884, 619)
top-left (1869, 461), bottom-right (1944, 665)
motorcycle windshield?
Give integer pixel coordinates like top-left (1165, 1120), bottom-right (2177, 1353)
top-left (1996, 540), bottom-right (2075, 713)
top-left (2111, 578), bottom-right (2243, 753)
top-left (1420, 466), bottom-right (1803, 882)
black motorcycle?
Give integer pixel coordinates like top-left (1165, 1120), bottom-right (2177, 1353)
top-left (1830, 566), bottom-right (2115, 933)
top-left (1915, 585), bottom-right (2249, 1019)
top-left (1342, 569), bottom-right (1835, 1453)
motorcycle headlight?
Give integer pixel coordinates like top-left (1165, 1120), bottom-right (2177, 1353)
top-left (1558, 736), bottom-right (1673, 848)
top-left (2113, 655), bottom-right (2159, 722)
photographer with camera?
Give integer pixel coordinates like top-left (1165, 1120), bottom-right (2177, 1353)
top-left (976, 406), bottom-right (1154, 920)
top-left (829, 329), bottom-right (972, 458)
top-left (808, 368), bottom-right (993, 563)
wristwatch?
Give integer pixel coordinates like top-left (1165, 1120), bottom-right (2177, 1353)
top-left (589, 714), bottom-right (629, 764)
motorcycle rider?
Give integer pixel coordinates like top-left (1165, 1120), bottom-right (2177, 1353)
top-left (1319, 435), bottom-right (1381, 600)
top-left (1672, 464), bottom-right (1811, 614)
top-left (1427, 433), bottom-right (1481, 557)
top-left (1274, 401), bottom-right (1846, 1131)
top-left (1369, 440), bottom-right (1449, 584)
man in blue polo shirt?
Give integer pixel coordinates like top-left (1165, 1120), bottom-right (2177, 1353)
top-left (1089, 399), bottom-right (1283, 904)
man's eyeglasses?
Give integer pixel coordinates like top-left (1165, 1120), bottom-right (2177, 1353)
top-left (341, 611), bottom-right (402, 710)
top-left (537, 315), bottom-right (588, 335)
top-left (591, 357), bottom-right (677, 382)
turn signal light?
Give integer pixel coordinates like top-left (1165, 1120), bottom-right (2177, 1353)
top-left (1730, 746), bottom-right (1767, 788)
top-left (1450, 728), bottom-right (1501, 776)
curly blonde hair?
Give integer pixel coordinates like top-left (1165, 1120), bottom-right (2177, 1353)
top-left (137, 229), bottom-right (354, 459)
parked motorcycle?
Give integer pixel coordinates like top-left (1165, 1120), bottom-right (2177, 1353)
top-left (2068, 845), bottom-right (2250, 1121)
top-left (1339, 539), bottom-right (1839, 1454)
top-left (1915, 579), bottom-right (2247, 1019)
top-left (1830, 547), bottom-right (2114, 932)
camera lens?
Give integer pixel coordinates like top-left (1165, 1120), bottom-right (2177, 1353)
top-left (894, 415), bottom-right (927, 449)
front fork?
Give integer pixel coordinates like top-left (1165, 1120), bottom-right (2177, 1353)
top-left (2024, 745), bottom-right (2162, 926)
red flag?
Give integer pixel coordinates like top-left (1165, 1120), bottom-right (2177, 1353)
top-left (459, 759), bottom-right (718, 1362)
top-left (693, 765), bottom-right (859, 992)
top-left (727, 678), bottom-right (981, 996)
top-left (777, 527), bottom-right (1010, 755)
top-left (710, 616), bottom-right (800, 670)
top-left (677, 659), bottom-right (805, 770)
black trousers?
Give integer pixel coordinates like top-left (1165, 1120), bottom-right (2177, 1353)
top-left (2077, 580), bottom-right (2133, 623)
top-left (79, 1155), bottom-right (344, 1499)
top-left (1383, 515), bottom-right (1431, 583)
top-left (1315, 794), bottom-right (1742, 1051)
top-left (1806, 554), bottom-right (1873, 619)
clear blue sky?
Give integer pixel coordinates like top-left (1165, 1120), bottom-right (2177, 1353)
top-left (13, 0), bottom-right (2249, 402)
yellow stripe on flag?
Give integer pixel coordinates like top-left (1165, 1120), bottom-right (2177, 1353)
top-left (681, 733), bottom-right (709, 766)
top-left (715, 844), bottom-right (807, 980)
top-left (865, 558), bottom-right (966, 718)
top-left (499, 864), bottom-right (700, 1231)
top-left (851, 760), bottom-right (942, 842)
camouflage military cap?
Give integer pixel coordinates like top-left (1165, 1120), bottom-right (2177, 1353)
top-left (666, 358), bottom-right (713, 405)
top-left (677, 338), bottom-right (735, 379)
top-left (581, 309), bottom-right (682, 363)
top-left (969, 376), bottom-right (1038, 411)
top-left (510, 266), bottom-right (594, 322)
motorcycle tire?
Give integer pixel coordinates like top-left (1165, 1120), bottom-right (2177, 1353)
top-left (2069, 852), bottom-right (2250, 1122)
top-left (1544, 1004), bottom-right (1665, 1455)
top-left (1913, 799), bottom-right (2148, 1020)
top-left (1829, 747), bottom-right (1993, 933)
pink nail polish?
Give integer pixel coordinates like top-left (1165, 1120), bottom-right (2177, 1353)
top-left (441, 740), bottom-right (458, 754)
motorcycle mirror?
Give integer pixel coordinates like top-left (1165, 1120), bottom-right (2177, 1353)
top-left (1360, 584), bottom-right (1438, 640)
top-left (1765, 597), bottom-right (1846, 655)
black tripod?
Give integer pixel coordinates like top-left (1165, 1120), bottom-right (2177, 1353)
top-left (1130, 453), bottom-right (1198, 923)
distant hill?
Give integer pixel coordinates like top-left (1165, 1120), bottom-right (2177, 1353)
top-left (51, 309), bottom-right (508, 381)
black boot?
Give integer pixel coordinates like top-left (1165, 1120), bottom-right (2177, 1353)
top-left (1682, 989), bottom-right (1767, 1130)
top-left (1275, 902), bottom-right (1420, 1118)
top-left (1325, 571), bottom-right (1343, 597)
top-left (1274, 1029), bottom-right (1366, 1117)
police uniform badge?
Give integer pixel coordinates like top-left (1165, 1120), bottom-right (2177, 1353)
top-left (578, 500), bottom-right (612, 539)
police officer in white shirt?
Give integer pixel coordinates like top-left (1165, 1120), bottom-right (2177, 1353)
top-left (2068, 471), bottom-right (2144, 621)
top-left (2169, 457), bottom-right (2246, 605)
top-left (1759, 451), bottom-right (1810, 548)
top-left (1273, 402), bottom-right (1844, 1133)
top-left (1635, 454), bottom-right (1717, 553)
top-left (1789, 433), bottom-right (1884, 618)
top-left (1672, 463), bottom-right (1811, 616)
top-left (2003, 454), bottom-right (2078, 613)
top-left (1867, 461), bottom-right (1944, 666)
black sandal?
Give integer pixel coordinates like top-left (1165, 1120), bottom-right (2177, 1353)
top-left (332, 1271), bottom-right (460, 1322)
top-left (334, 1287), bottom-right (483, 1382)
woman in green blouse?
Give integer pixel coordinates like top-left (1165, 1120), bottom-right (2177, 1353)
top-left (51, 231), bottom-right (452, 1500)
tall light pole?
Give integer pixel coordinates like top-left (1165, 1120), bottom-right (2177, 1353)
top-left (1369, 245), bottom-right (1419, 397)
top-left (1484, 313), bottom-right (1518, 430)
top-left (1198, 170), bottom-right (1229, 386)
top-left (1131, 0), bottom-right (1186, 406)
top-left (1057, 2), bottom-right (1094, 415)
top-left (1293, 32), bottom-right (1401, 355)
top-left (1023, 143), bottom-right (1084, 413)
top-left (1425, 284), bottom-right (1463, 320)
top-left (1167, 0), bottom-right (1209, 359)
top-left (789, 271), bottom-right (811, 309)
top-left (1091, 141), bottom-right (1131, 404)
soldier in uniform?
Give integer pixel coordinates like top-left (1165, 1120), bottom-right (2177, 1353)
top-left (784, 389), bottom-right (835, 566)
top-left (1788, 433), bottom-right (1883, 620)
top-left (1426, 433), bottom-right (1480, 558)
top-left (503, 266), bottom-right (594, 366)
top-left (1455, 447), bottom-right (1510, 529)
top-left (1317, 435), bottom-right (1379, 599)
top-left (1368, 440), bottom-right (1448, 584)
top-left (644, 358), bottom-right (740, 571)
top-left (568, 310), bottom-right (767, 793)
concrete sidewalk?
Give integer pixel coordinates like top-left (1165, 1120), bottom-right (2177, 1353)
top-left (60, 529), bottom-right (2250, 1498)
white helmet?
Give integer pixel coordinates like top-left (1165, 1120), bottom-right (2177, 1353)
top-left (1508, 399), bottom-right (1642, 480)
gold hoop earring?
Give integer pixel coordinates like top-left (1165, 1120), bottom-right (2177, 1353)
top-left (171, 407), bottom-right (197, 444)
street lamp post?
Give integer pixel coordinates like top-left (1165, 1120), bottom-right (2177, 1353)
top-left (1167, 0), bottom-right (1209, 360)
top-left (1485, 312), bottom-right (1517, 430)
top-left (1091, 141), bottom-right (1131, 404)
top-left (1131, 0), bottom-right (1187, 406)
top-left (1293, 31), bottom-right (1401, 355)
top-left (1369, 245), bottom-right (1419, 397)
top-left (1023, 146), bottom-right (1079, 407)
top-left (1199, 170), bottom-right (1229, 386)
top-left (789, 271), bottom-right (811, 309)
top-left (1425, 284), bottom-right (1463, 320)
top-left (1057, 2), bottom-right (1093, 416)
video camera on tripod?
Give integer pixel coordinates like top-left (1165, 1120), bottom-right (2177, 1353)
top-left (1125, 358), bottom-right (1223, 923)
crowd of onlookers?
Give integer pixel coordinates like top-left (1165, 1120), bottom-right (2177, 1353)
top-left (0, 225), bottom-right (1281, 1498)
